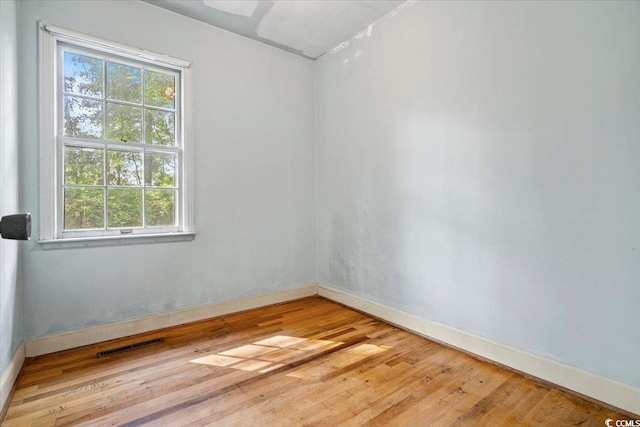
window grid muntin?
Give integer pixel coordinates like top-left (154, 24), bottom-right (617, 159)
top-left (59, 43), bottom-right (180, 146)
top-left (57, 43), bottom-right (181, 236)
top-left (60, 138), bottom-right (181, 232)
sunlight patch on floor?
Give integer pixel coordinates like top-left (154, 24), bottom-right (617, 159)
top-left (286, 343), bottom-right (392, 379)
top-left (190, 335), bottom-right (344, 373)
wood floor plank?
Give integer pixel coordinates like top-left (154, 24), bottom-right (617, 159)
top-left (2, 297), bottom-right (632, 426)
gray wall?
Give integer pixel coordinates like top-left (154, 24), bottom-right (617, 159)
top-left (0, 0), bottom-right (22, 375)
top-left (316, 1), bottom-right (640, 387)
top-left (18, 0), bottom-right (316, 339)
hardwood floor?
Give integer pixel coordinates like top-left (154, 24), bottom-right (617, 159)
top-left (2, 297), bottom-right (630, 426)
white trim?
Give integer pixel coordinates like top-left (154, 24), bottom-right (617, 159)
top-left (24, 285), bottom-right (317, 357)
top-left (42, 23), bottom-right (191, 69)
top-left (0, 342), bottom-right (25, 412)
top-left (317, 285), bottom-right (640, 416)
top-left (38, 22), bottom-right (194, 243)
top-left (181, 66), bottom-right (195, 233)
top-left (16, 284), bottom-right (639, 415)
top-left (39, 231), bottom-right (195, 249)
top-left (39, 21), bottom-right (57, 242)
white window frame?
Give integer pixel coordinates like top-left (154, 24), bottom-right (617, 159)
top-left (38, 22), bottom-right (195, 248)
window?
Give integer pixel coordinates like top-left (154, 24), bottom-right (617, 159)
top-left (39, 23), bottom-right (194, 246)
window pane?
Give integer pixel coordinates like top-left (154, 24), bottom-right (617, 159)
top-left (64, 52), bottom-right (103, 97)
top-left (107, 62), bottom-right (142, 103)
top-left (145, 189), bottom-right (175, 227)
top-left (106, 103), bottom-right (142, 142)
top-left (145, 152), bottom-right (176, 187)
top-left (108, 188), bottom-right (142, 228)
top-left (64, 187), bottom-right (105, 230)
top-left (64, 96), bottom-right (104, 139)
top-left (64, 147), bottom-right (104, 185)
top-left (108, 150), bottom-right (143, 186)
top-left (145, 110), bottom-right (175, 146)
top-left (144, 70), bottom-right (175, 109)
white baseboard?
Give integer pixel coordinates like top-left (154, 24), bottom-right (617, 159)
top-left (15, 283), bottom-right (640, 416)
top-left (317, 285), bottom-right (640, 416)
top-left (1, 342), bottom-right (25, 412)
top-left (25, 284), bottom-right (318, 357)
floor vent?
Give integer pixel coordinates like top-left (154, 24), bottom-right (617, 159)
top-left (96, 338), bottom-right (165, 358)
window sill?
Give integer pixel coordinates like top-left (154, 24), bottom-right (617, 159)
top-left (38, 232), bottom-right (196, 249)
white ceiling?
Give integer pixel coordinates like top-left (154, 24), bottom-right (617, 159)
top-left (141, 0), bottom-right (404, 59)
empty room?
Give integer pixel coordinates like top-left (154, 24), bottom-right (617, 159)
top-left (1, 0), bottom-right (638, 425)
